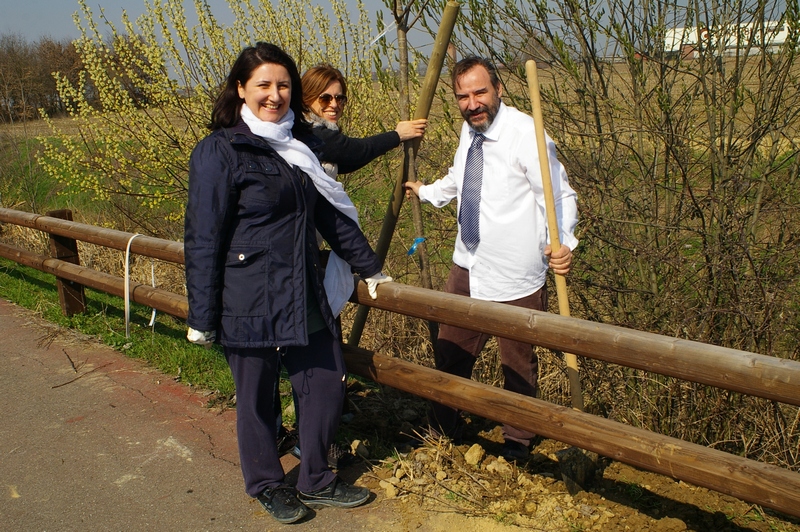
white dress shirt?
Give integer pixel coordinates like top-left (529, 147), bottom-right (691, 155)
top-left (418, 101), bottom-right (578, 302)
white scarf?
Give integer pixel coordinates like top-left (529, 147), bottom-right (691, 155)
top-left (240, 104), bottom-right (357, 317)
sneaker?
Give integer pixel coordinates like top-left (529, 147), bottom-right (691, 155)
top-left (256, 485), bottom-right (309, 524)
top-left (276, 426), bottom-right (298, 456)
top-left (298, 476), bottom-right (370, 508)
top-left (327, 442), bottom-right (358, 469)
top-left (501, 439), bottom-right (531, 461)
top-left (288, 442), bottom-right (358, 470)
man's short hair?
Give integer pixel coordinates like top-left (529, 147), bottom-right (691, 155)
top-left (451, 56), bottom-right (500, 90)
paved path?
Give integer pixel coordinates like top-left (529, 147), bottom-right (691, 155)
top-left (0, 298), bottom-right (411, 531)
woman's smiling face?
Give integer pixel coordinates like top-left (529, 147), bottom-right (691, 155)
top-left (238, 63), bottom-right (292, 123)
top-left (310, 80), bottom-right (346, 124)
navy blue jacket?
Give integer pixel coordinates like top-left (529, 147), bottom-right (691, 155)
top-left (184, 121), bottom-right (382, 348)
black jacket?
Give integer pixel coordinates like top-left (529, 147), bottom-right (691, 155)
top-left (312, 123), bottom-right (400, 174)
top-left (184, 121), bottom-right (382, 348)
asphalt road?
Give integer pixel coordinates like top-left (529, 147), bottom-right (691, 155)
top-left (0, 298), bottom-right (404, 531)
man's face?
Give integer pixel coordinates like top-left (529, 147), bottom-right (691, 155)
top-left (454, 65), bottom-right (502, 133)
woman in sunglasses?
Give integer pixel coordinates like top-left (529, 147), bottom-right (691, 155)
top-left (301, 64), bottom-right (427, 179)
top-left (272, 65), bottom-right (425, 468)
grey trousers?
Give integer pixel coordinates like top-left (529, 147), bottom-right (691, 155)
top-left (429, 264), bottom-right (546, 446)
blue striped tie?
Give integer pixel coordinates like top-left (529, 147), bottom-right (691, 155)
top-left (459, 133), bottom-right (485, 252)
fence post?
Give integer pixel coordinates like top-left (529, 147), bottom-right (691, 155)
top-left (46, 209), bottom-right (86, 316)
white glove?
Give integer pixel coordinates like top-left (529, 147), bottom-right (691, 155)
top-left (187, 327), bottom-right (216, 348)
top-left (365, 272), bottom-right (392, 299)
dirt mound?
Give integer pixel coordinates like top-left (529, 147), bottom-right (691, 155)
top-left (343, 383), bottom-right (800, 532)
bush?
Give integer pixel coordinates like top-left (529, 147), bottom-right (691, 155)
top-left (431, 0), bottom-right (800, 467)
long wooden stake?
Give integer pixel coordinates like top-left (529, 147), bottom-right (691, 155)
top-left (525, 60), bottom-right (584, 411)
top-left (347, 1), bottom-right (461, 346)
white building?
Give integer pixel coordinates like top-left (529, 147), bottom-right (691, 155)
top-left (664, 21), bottom-right (790, 58)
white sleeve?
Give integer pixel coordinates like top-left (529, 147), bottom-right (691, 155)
top-left (418, 165), bottom-right (458, 208)
top-left (522, 127), bottom-right (579, 250)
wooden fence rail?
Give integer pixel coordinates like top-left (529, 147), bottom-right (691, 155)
top-left (342, 345), bottom-right (800, 519)
top-left (0, 242), bottom-right (188, 318)
top-left (2, 208), bottom-right (798, 408)
top-left (349, 282), bottom-right (800, 408)
top-left (0, 208), bottom-right (184, 263)
top-left (1, 207), bottom-right (799, 518)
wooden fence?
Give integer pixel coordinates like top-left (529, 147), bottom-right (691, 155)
top-left (1, 207), bottom-right (799, 518)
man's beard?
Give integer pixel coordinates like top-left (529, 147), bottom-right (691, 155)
top-left (463, 96), bottom-right (500, 132)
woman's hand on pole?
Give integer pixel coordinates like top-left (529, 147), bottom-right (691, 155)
top-left (365, 272), bottom-right (393, 299)
top-left (395, 119), bottom-right (428, 141)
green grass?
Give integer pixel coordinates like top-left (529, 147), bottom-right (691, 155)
top-left (0, 135), bottom-right (57, 211)
top-left (0, 256), bottom-right (234, 398)
top-left (0, 132), bottom-right (100, 215)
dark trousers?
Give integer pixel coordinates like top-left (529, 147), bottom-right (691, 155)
top-left (225, 328), bottom-right (345, 496)
top-left (430, 264), bottom-right (546, 446)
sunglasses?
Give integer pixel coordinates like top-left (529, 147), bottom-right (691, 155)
top-left (318, 93), bottom-right (347, 106)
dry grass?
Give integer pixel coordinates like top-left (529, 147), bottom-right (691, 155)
top-left (0, 115), bottom-right (81, 138)
top-left (1, 224), bottom-right (186, 297)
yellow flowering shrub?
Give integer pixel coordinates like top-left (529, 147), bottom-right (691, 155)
top-left (38, 0), bottom-right (438, 236)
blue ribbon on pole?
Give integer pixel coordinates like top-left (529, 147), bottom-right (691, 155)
top-left (407, 237), bottom-right (426, 255)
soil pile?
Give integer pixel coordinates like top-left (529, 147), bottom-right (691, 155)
top-left (344, 383), bottom-right (800, 532)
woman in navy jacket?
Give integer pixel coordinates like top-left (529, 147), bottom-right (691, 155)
top-left (184, 42), bottom-right (390, 524)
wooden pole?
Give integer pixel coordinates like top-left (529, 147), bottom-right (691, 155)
top-left (347, 1), bottom-right (461, 347)
top-left (347, 281), bottom-right (800, 407)
top-left (525, 60), bottom-right (584, 411)
top-left (0, 242), bottom-right (188, 318)
top-left (45, 209), bottom-right (86, 316)
top-left (341, 345), bottom-right (800, 519)
top-left (0, 208), bottom-right (184, 263)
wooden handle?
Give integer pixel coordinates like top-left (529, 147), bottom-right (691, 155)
top-left (525, 60), bottom-right (584, 411)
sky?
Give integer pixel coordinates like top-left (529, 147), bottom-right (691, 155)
top-left (1, 0), bottom-right (397, 42)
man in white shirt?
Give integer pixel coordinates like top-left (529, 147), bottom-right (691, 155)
top-left (404, 56), bottom-right (578, 460)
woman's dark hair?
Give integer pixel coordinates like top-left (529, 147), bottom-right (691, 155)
top-left (209, 42), bottom-right (310, 134)
top-left (451, 56), bottom-right (501, 91)
top-left (301, 64), bottom-right (348, 112)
